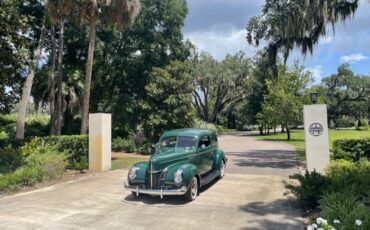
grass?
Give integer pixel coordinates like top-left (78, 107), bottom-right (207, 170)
top-left (255, 128), bottom-right (370, 160)
top-left (111, 157), bottom-right (147, 170)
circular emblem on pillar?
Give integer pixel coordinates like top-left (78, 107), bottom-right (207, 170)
top-left (309, 123), bottom-right (324, 136)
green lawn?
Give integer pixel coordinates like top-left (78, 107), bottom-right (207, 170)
top-left (111, 157), bottom-right (147, 170)
top-left (256, 128), bottom-right (370, 160)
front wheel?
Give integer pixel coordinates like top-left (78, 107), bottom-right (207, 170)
top-left (184, 176), bottom-right (198, 201)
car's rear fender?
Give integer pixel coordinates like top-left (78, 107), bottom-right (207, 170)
top-left (212, 150), bottom-right (226, 171)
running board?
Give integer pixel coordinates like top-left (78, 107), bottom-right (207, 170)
top-left (200, 170), bottom-right (219, 187)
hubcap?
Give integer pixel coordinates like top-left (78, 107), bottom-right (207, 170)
top-left (191, 178), bottom-right (198, 199)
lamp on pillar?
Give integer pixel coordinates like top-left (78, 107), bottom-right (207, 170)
top-left (310, 92), bottom-right (318, 104)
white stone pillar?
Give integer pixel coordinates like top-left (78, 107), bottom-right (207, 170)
top-left (89, 113), bottom-right (111, 171)
top-left (303, 104), bottom-right (330, 173)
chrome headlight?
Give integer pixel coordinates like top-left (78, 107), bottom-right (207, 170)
top-left (174, 169), bottom-right (183, 184)
top-left (128, 166), bottom-right (139, 180)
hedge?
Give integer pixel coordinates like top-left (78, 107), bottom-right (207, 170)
top-left (333, 138), bottom-right (370, 162)
top-left (40, 135), bottom-right (88, 166)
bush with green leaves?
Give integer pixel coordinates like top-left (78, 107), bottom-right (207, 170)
top-left (325, 160), bottom-right (370, 205)
top-left (0, 114), bottom-right (50, 140)
top-left (40, 135), bottom-right (88, 167)
top-left (0, 147), bottom-right (22, 173)
top-left (285, 170), bottom-right (329, 209)
top-left (319, 190), bottom-right (370, 229)
top-left (333, 138), bottom-right (370, 162)
top-left (112, 137), bottom-right (136, 152)
top-left (73, 156), bottom-right (88, 173)
top-left (0, 143), bottom-right (67, 193)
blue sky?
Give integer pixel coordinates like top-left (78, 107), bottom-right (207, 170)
top-left (183, 0), bottom-right (370, 84)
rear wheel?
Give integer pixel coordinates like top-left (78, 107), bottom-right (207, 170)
top-left (184, 176), bottom-right (198, 201)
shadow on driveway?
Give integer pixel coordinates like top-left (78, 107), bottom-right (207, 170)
top-left (227, 150), bottom-right (297, 169)
top-left (239, 199), bottom-right (302, 230)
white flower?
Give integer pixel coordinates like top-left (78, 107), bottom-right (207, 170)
top-left (333, 219), bottom-right (340, 224)
top-left (331, 227), bottom-right (336, 230)
top-left (321, 219), bottom-right (328, 225)
top-left (318, 228), bottom-right (324, 230)
top-left (355, 219), bottom-right (362, 226)
top-left (317, 217), bottom-right (323, 224)
top-left (307, 225), bottom-right (314, 230)
top-left (312, 223), bottom-right (318, 228)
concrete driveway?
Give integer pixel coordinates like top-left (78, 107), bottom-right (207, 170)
top-left (0, 134), bottom-right (302, 230)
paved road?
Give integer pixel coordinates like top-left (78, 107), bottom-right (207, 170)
top-left (0, 135), bottom-right (302, 230)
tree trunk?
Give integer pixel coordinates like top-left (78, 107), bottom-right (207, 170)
top-left (286, 127), bottom-right (291, 141)
top-left (259, 124), bottom-right (263, 135)
top-left (49, 25), bottom-right (57, 135)
top-left (55, 21), bottom-right (65, 135)
top-left (81, 5), bottom-right (97, 134)
top-left (15, 22), bottom-right (46, 140)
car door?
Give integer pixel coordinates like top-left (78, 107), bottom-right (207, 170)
top-left (198, 135), bottom-right (213, 174)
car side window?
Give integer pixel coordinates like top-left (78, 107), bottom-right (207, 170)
top-left (199, 135), bottom-right (211, 149)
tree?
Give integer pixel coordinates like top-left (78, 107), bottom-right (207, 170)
top-left (247, 0), bottom-right (359, 79)
top-left (258, 62), bottom-right (312, 140)
top-left (0, 0), bottom-right (28, 113)
top-left (79, 0), bottom-right (140, 134)
top-left (322, 64), bottom-right (369, 127)
top-left (191, 52), bottom-right (252, 123)
top-left (15, 0), bottom-right (47, 140)
top-left (45, 0), bottom-right (74, 135)
top-left (143, 61), bottom-right (194, 141)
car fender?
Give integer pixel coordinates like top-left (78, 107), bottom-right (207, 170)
top-left (165, 163), bottom-right (199, 187)
top-left (128, 161), bottom-right (148, 183)
top-left (212, 149), bottom-right (226, 171)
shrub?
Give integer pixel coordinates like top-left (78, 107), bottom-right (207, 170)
top-left (285, 170), bottom-right (329, 209)
top-left (12, 166), bottom-right (43, 187)
top-left (40, 135), bottom-right (88, 167)
top-left (333, 139), bottom-right (370, 162)
top-left (325, 160), bottom-right (370, 205)
top-left (138, 142), bottom-right (155, 155)
top-left (0, 147), bottom-right (22, 173)
top-left (320, 190), bottom-right (370, 229)
top-left (357, 118), bottom-right (369, 127)
top-left (0, 114), bottom-right (49, 139)
top-left (335, 116), bottom-right (356, 128)
top-left (25, 152), bottom-right (67, 180)
top-left (0, 173), bottom-right (19, 192)
top-left (112, 137), bottom-right (136, 152)
top-left (73, 156), bottom-right (88, 173)
top-left (194, 119), bottom-right (218, 132)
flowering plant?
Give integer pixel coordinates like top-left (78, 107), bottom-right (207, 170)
top-left (307, 217), bottom-right (363, 230)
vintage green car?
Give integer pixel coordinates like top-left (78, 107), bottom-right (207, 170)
top-left (124, 128), bottom-right (227, 201)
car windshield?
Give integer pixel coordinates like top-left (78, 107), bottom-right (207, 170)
top-left (159, 136), bottom-right (197, 151)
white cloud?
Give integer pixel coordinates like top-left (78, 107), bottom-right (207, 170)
top-left (185, 28), bottom-right (257, 60)
top-left (306, 65), bottom-right (323, 83)
top-left (340, 53), bottom-right (369, 63)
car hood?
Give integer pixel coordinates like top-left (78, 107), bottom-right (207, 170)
top-left (149, 148), bottom-right (196, 172)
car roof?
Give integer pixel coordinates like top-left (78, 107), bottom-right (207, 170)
top-left (160, 128), bottom-right (215, 139)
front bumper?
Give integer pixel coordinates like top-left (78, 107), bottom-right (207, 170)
top-left (124, 182), bottom-right (187, 199)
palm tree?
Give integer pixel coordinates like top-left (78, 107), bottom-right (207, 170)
top-left (49, 25), bottom-right (57, 134)
top-left (45, 0), bottom-right (74, 135)
top-left (15, 19), bottom-right (47, 140)
top-left (79, 0), bottom-right (140, 134)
